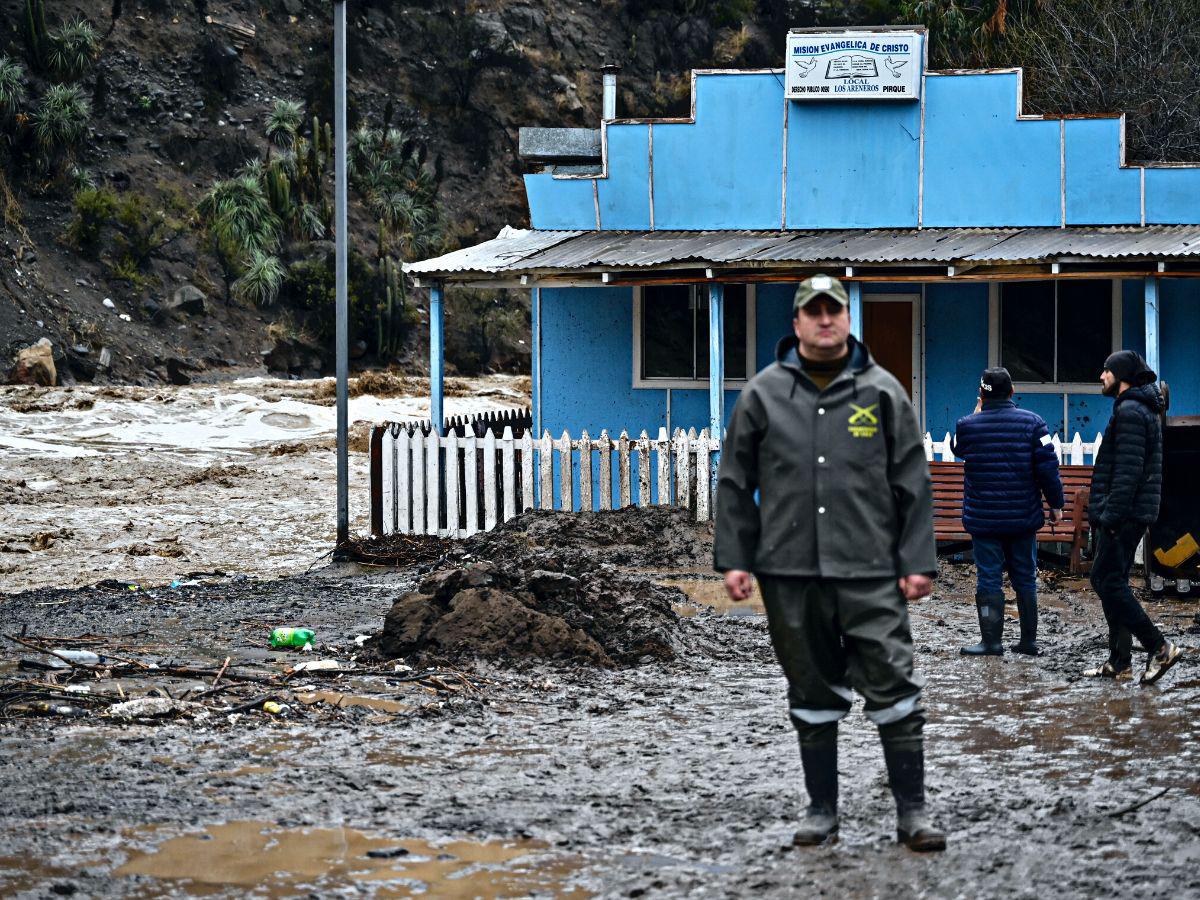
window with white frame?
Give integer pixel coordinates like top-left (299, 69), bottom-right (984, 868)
top-left (633, 284), bottom-right (756, 388)
top-left (997, 280), bottom-right (1118, 387)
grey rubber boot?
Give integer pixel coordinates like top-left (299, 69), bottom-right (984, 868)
top-left (960, 592), bottom-right (1004, 656)
top-left (1012, 592), bottom-right (1040, 656)
top-left (793, 741), bottom-right (838, 846)
top-left (882, 743), bottom-right (946, 852)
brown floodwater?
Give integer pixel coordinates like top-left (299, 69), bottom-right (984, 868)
top-left (115, 820), bottom-right (589, 897)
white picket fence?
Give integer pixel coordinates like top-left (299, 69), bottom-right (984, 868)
top-left (923, 432), bottom-right (1102, 465)
top-left (376, 427), bottom-right (720, 538)
top-left (373, 426), bottom-right (1103, 539)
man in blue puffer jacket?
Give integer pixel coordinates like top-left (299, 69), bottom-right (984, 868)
top-left (952, 368), bottom-right (1064, 656)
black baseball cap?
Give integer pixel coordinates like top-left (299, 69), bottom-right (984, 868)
top-left (980, 367), bottom-right (1013, 396)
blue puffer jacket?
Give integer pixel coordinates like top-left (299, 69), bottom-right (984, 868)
top-left (952, 399), bottom-right (1066, 537)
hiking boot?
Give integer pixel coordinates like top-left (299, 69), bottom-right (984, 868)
top-left (896, 805), bottom-right (947, 852)
top-left (1141, 641), bottom-right (1183, 685)
top-left (1083, 661), bottom-right (1132, 680)
top-left (1012, 592), bottom-right (1040, 656)
top-left (961, 593), bottom-right (1004, 656)
top-left (882, 743), bottom-right (946, 853)
top-left (794, 741), bottom-right (838, 846)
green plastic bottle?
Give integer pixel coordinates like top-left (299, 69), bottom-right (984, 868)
top-left (270, 627), bottom-right (315, 649)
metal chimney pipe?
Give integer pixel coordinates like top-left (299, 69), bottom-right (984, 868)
top-left (600, 64), bottom-right (619, 121)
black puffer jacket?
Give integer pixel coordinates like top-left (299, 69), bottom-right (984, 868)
top-left (1088, 383), bottom-right (1165, 528)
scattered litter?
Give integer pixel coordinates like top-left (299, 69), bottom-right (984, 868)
top-left (64, 684), bottom-right (91, 694)
top-left (102, 298), bottom-right (116, 309)
top-left (262, 700), bottom-right (288, 715)
top-left (353, 634), bottom-right (372, 647)
top-left (290, 659), bottom-right (340, 673)
top-left (170, 579), bottom-right (201, 589)
top-left (119, 314), bottom-right (132, 322)
top-left (107, 697), bottom-right (198, 720)
top-left (270, 627), bottom-right (315, 650)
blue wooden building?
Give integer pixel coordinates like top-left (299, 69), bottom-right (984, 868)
top-left (408, 28), bottom-right (1200, 476)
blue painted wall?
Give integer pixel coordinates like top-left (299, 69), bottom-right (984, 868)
top-left (653, 74), bottom-right (784, 229)
top-left (1160, 279), bottom-right (1200, 415)
top-left (525, 69), bottom-right (1200, 230)
top-left (924, 283), bottom-right (989, 437)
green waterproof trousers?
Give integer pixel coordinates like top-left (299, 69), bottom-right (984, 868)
top-left (758, 576), bottom-right (926, 748)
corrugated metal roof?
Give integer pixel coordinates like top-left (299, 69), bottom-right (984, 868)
top-left (404, 225), bottom-right (1200, 278)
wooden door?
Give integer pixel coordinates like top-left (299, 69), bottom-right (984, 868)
top-left (863, 300), bottom-right (914, 399)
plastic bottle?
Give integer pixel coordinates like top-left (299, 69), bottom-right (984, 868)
top-left (49, 650), bottom-right (103, 666)
top-left (270, 627), bottom-right (315, 649)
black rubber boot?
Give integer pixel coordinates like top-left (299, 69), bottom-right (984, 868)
top-left (882, 743), bottom-right (946, 852)
top-left (793, 741), bottom-right (838, 846)
top-left (1012, 592), bottom-right (1040, 656)
top-left (960, 592), bottom-right (1004, 656)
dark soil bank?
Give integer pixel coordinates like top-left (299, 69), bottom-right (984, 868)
top-left (2, 523), bottom-right (1200, 896)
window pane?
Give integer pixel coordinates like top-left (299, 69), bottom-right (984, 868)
top-left (697, 285), bottom-right (748, 379)
top-left (1001, 281), bottom-right (1055, 382)
top-left (1057, 280), bottom-right (1112, 383)
top-left (642, 285), bottom-right (694, 379)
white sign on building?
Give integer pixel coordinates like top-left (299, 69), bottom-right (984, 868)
top-left (785, 30), bottom-right (924, 101)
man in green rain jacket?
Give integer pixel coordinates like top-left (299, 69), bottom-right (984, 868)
top-left (714, 274), bottom-right (943, 851)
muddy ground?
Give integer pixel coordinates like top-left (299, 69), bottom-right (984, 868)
top-left (2, 384), bottom-right (1200, 898)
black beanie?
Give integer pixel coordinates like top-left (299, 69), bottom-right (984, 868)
top-left (1103, 350), bottom-right (1156, 387)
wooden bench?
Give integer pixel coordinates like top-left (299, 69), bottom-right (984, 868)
top-left (931, 461), bottom-right (1095, 574)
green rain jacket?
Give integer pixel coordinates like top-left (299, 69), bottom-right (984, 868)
top-left (714, 334), bottom-right (936, 580)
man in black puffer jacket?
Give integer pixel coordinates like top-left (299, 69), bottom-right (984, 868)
top-left (1086, 350), bottom-right (1182, 684)
top-left (953, 368), bottom-right (1064, 657)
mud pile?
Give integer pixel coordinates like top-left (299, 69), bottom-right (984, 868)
top-left (463, 505), bottom-right (713, 569)
top-left (378, 552), bottom-right (685, 668)
top-left (353, 506), bottom-right (715, 572)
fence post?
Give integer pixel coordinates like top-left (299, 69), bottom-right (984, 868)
top-left (425, 430), bottom-right (439, 536)
top-left (579, 430), bottom-right (593, 513)
top-left (636, 431), bottom-right (651, 507)
top-left (1050, 433), bottom-right (1062, 463)
top-left (396, 428), bottom-right (411, 534)
top-left (538, 430), bottom-right (553, 510)
top-left (695, 429), bottom-right (711, 521)
top-left (655, 427), bottom-right (671, 505)
top-left (463, 431), bottom-right (478, 537)
top-left (923, 431), bottom-right (934, 462)
top-left (1093, 431), bottom-right (1103, 463)
top-left (501, 426), bottom-right (516, 522)
top-left (520, 430), bottom-right (534, 514)
top-left (482, 429), bottom-right (498, 529)
top-left (558, 430), bottom-right (573, 511)
top-left (673, 428), bottom-right (690, 510)
top-left (411, 429), bottom-right (426, 534)
top-left (599, 429), bottom-right (613, 511)
top-left (939, 432), bottom-right (954, 462)
top-left (618, 430), bottom-right (631, 508)
top-left (444, 432), bottom-right (459, 538)
top-left (1069, 432), bottom-right (1084, 465)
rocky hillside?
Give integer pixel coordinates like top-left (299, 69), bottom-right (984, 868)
top-left (0, 0), bottom-right (880, 386)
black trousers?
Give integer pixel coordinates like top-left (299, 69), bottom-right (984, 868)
top-left (757, 576), bottom-right (925, 749)
top-left (1089, 521), bottom-right (1164, 668)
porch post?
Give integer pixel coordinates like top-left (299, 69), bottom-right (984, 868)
top-left (848, 281), bottom-right (863, 341)
top-left (430, 281), bottom-right (445, 434)
top-left (708, 283), bottom-right (724, 442)
top-left (1144, 276), bottom-right (1160, 375)
top-left (531, 287), bottom-right (541, 438)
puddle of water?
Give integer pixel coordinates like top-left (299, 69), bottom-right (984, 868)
top-left (662, 578), bottom-right (765, 617)
top-left (295, 691), bottom-right (410, 714)
top-left (116, 821), bottom-right (589, 897)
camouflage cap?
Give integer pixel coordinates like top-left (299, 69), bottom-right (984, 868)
top-left (792, 274), bottom-right (850, 313)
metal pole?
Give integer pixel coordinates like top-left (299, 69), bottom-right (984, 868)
top-left (531, 286), bottom-right (541, 438)
top-left (708, 282), bottom-right (725, 468)
top-left (1144, 276), bottom-right (1160, 375)
top-left (848, 281), bottom-right (863, 341)
top-left (333, 0), bottom-right (349, 548)
top-left (430, 281), bottom-right (445, 434)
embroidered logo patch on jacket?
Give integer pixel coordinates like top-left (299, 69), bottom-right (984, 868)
top-left (848, 403), bottom-right (879, 438)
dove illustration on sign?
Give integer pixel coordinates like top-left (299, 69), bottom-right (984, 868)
top-left (884, 56), bottom-right (908, 78)
top-left (793, 58), bottom-right (817, 77)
